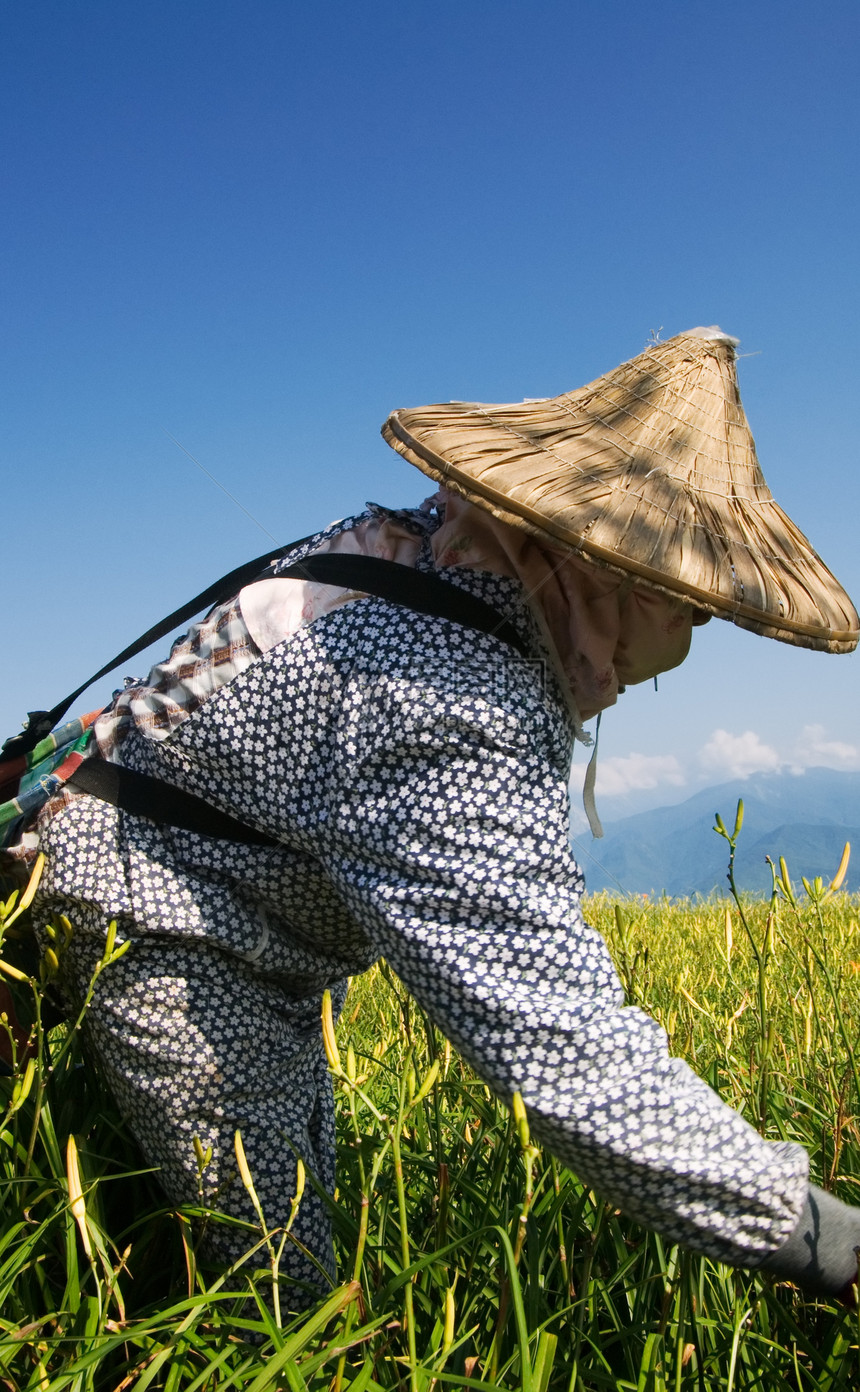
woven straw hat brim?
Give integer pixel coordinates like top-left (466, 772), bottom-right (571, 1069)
top-left (382, 330), bottom-right (858, 653)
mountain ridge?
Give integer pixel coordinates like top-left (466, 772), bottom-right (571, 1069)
top-left (575, 767), bottom-right (860, 898)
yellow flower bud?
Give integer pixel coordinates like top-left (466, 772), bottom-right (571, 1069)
top-left (321, 990), bottom-right (341, 1071)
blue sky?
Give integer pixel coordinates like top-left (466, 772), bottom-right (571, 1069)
top-left (2, 0), bottom-right (858, 829)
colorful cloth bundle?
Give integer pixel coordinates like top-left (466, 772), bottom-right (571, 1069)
top-left (0, 712), bottom-right (101, 853)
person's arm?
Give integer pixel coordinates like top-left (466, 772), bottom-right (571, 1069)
top-left (320, 636), bottom-right (858, 1290)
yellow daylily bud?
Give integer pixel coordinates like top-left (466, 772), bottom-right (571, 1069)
top-left (10, 1057), bottom-right (36, 1112)
top-left (830, 842), bottom-right (851, 894)
top-left (66, 1134), bottom-right (93, 1259)
top-left (0, 957), bottom-right (29, 984)
top-left (779, 857), bottom-right (795, 903)
top-left (443, 1285), bottom-right (455, 1351)
top-left (411, 1059), bottom-right (440, 1107)
top-left (321, 990), bottom-right (341, 1071)
top-left (293, 1158), bottom-right (306, 1205)
top-left (2, 853), bottom-right (46, 930)
top-left (234, 1129), bottom-right (254, 1193)
top-left (511, 1091), bottom-right (530, 1149)
top-left (18, 854), bottom-right (46, 913)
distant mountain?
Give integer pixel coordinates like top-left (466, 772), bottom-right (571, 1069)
top-left (574, 768), bottom-right (860, 898)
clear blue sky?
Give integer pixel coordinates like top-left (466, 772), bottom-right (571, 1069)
top-left (2, 0), bottom-right (858, 826)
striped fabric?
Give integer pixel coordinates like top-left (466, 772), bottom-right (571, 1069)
top-left (0, 712), bottom-right (101, 850)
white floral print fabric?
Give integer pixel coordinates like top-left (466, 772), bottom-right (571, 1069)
top-left (37, 506), bottom-right (808, 1294)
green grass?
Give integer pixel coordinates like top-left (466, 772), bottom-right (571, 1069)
top-left (2, 815), bottom-right (860, 1390)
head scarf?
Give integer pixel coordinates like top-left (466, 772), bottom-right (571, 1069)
top-left (429, 490), bottom-right (697, 724)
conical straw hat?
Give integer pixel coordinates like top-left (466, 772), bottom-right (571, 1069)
top-left (382, 327), bottom-right (858, 653)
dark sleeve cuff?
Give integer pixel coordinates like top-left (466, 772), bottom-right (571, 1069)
top-left (756, 1185), bottom-right (860, 1299)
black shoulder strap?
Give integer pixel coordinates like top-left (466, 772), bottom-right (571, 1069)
top-left (61, 554), bottom-right (531, 846)
top-left (279, 554), bottom-right (528, 657)
top-left (68, 757), bottom-right (280, 846)
top-left (0, 534), bottom-right (317, 763)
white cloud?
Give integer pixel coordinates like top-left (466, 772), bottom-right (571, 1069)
top-left (567, 722), bottom-right (860, 832)
top-left (698, 729), bottom-right (781, 780)
top-left (790, 724), bottom-right (860, 772)
top-left (593, 752), bottom-right (686, 798)
top-left (697, 725), bottom-right (860, 782)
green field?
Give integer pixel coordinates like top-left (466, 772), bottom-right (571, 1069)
top-left (2, 820), bottom-right (860, 1390)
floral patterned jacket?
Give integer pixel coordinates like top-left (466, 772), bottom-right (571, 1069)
top-left (38, 504), bottom-right (808, 1268)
